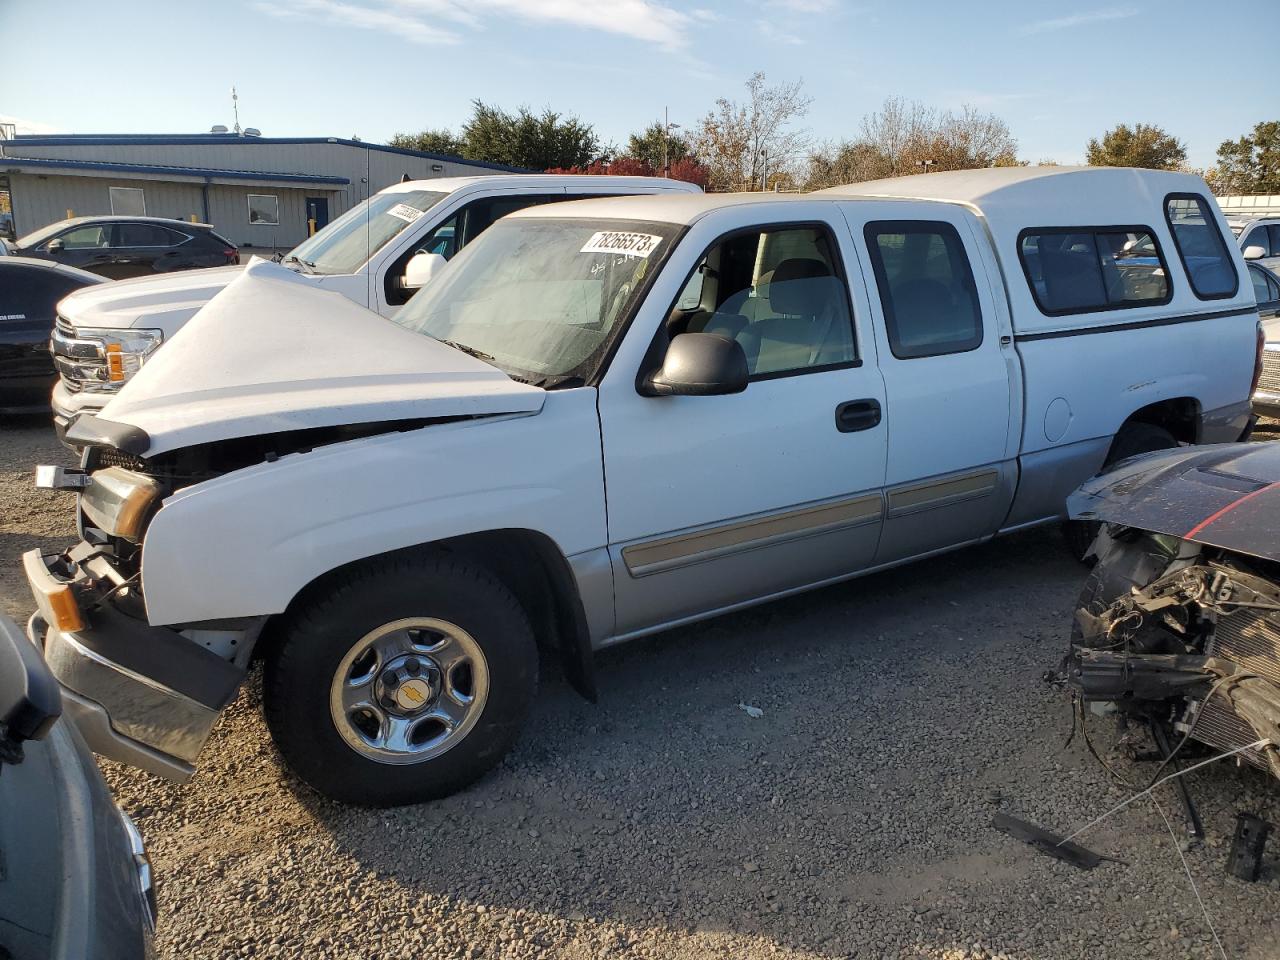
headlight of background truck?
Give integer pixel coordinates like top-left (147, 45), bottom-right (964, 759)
top-left (76, 327), bottom-right (164, 386)
top-left (80, 467), bottom-right (162, 541)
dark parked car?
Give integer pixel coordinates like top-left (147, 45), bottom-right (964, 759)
top-left (0, 612), bottom-right (156, 959)
top-left (10, 216), bottom-right (238, 279)
top-left (0, 257), bottom-right (102, 414)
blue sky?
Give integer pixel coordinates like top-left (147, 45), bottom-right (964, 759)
top-left (1, 0), bottom-right (1274, 169)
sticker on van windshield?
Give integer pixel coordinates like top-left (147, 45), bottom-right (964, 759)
top-left (386, 203), bottom-right (425, 223)
top-left (580, 231), bottom-right (662, 258)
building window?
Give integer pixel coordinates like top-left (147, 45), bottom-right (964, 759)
top-left (248, 194), bottom-right (280, 225)
top-left (109, 186), bottom-right (146, 216)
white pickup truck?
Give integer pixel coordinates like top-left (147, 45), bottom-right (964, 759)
top-left (26, 167), bottom-right (1261, 806)
top-left (47, 174), bottom-right (700, 439)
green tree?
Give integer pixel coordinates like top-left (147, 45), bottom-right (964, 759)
top-left (1086, 123), bottom-right (1186, 169)
top-left (460, 101), bottom-right (602, 170)
top-left (1211, 121), bottom-right (1280, 194)
top-left (624, 121), bottom-right (692, 172)
top-left (388, 128), bottom-right (466, 157)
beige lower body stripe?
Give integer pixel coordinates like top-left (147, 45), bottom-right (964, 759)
top-left (886, 468), bottom-right (999, 518)
top-left (622, 493), bottom-right (883, 577)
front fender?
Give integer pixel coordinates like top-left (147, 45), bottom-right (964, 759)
top-left (139, 391), bottom-right (607, 625)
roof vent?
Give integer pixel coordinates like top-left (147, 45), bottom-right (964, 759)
top-left (210, 125), bottom-right (229, 134)
top-left (244, 128), bottom-right (261, 137)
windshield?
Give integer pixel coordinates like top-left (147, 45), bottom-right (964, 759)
top-left (286, 189), bottom-right (448, 275)
top-left (394, 217), bottom-right (681, 383)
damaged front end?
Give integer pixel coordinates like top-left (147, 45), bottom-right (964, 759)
top-left (1061, 533), bottom-right (1280, 781)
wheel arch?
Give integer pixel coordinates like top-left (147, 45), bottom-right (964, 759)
top-left (1112, 396), bottom-right (1202, 449)
top-left (256, 528), bottom-right (598, 702)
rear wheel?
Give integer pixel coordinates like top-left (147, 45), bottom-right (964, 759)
top-left (263, 553), bottom-right (538, 806)
top-left (1063, 422), bottom-right (1178, 561)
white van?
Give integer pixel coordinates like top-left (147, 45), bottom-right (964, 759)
top-left (48, 175), bottom-right (700, 437)
top-left (27, 167), bottom-right (1260, 805)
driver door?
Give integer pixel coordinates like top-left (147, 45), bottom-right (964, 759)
top-left (596, 204), bottom-right (888, 639)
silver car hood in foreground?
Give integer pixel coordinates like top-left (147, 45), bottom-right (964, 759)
top-left (95, 260), bottom-right (544, 456)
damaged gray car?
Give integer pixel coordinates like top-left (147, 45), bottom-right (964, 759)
top-left (1058, 441), bottom-right (1280, 787)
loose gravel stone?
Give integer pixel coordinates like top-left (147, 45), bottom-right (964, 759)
top-left (4, 414), bottom-right (1280, 959)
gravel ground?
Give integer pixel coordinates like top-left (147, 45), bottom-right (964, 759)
top-left (3, 414), bottom-right (1280, 960)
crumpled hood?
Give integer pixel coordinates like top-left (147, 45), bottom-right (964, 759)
top-left (94, 259), bottom-right (544, 455)
top-left (57, 263), bottom-right (246, 336)
top-left (1069, 442), bottom-right (1280, 561)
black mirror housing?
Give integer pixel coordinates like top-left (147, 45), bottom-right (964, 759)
top-left (642, 332), bottom-right (749, 397)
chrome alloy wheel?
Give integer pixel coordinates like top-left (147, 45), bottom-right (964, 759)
top-left (328, 618), bottom-right (490, 764)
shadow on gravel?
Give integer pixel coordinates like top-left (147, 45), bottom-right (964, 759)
top-left (291, 527), bottom-right (1229, 956)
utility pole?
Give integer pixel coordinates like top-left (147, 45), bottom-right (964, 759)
top-left (759, 149), bottom-right (768, 191)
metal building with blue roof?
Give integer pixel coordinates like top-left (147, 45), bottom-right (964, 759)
top-left (0, 132), bottom-right (522, 255)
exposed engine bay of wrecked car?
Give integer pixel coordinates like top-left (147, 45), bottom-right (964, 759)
top-left (1057, 441), bottom-right (1280, 784)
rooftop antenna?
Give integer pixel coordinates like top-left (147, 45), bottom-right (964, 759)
top-left (231, 86), bottom-right (242, 135)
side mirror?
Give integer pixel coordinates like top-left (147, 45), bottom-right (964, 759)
top-left (402, 251), bottom-right (447, 290)
top-left (1243, 245), bottom-right (1267, 261)
top-left (640, 332), bottom-right (749, 397)
top-left (46, 238), bottom-right (65, 254)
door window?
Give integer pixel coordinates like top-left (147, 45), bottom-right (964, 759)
top-left (1243, 227), bottom-right (1271, 256)
top-left (56, 225), bottom-right (109, 249)
top-left (115, 223), bottom-right (180, 247)
top-left (1270, 225), bottom-right (1280, 257)
top-left (418, 214), bottom-right (459, 260)
top-left (384, 194), bottom-right (560, 306)
top-left (1252, 265), bottom-right (1280, 305)
top-left (865, 221), bottom-right (983, 359)
top-left (1164, 194), bottom-right (1238, 299)
top-left (674, 225), bottom-right (857, 377)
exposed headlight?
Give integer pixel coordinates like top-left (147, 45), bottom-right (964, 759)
top-left (80, 467), bottom-right (161, 541)
top-left (76, 327), bottom-right (164, 384)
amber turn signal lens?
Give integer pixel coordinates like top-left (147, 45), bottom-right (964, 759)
top-left (106, 343), bottom-right (125, 382)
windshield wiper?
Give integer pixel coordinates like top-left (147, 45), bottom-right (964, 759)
top-left (283, 255), bottom-right (316, 274)
top-left (436, 338), bottom-right (496, 363)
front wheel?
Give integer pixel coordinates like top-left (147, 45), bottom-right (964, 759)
top-left (263, 553), bottom-right (538, 806)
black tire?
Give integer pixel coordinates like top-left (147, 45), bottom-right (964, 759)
top-left (263, 552), bottom-right (538, 806)
top-left (1063, 422), bottom-right (1178, 562)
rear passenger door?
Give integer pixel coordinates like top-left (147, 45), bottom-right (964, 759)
top-left (840, 203), bottom-right (1016, 563)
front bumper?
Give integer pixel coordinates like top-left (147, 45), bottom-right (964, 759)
top-left (52, 380), bottom-right (112, 447)
top-left (23, 547), bottom-right (247, 782)
top-left (1252, 388), bottom-right (1280, 420)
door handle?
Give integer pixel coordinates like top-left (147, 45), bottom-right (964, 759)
top-left (835, 398), bottom-right (881, 433)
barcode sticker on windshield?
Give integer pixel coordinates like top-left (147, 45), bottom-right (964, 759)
top-left (580, 231), bottom-right (662, 258)
top-left (387, 203), bottom-right (424, 223)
